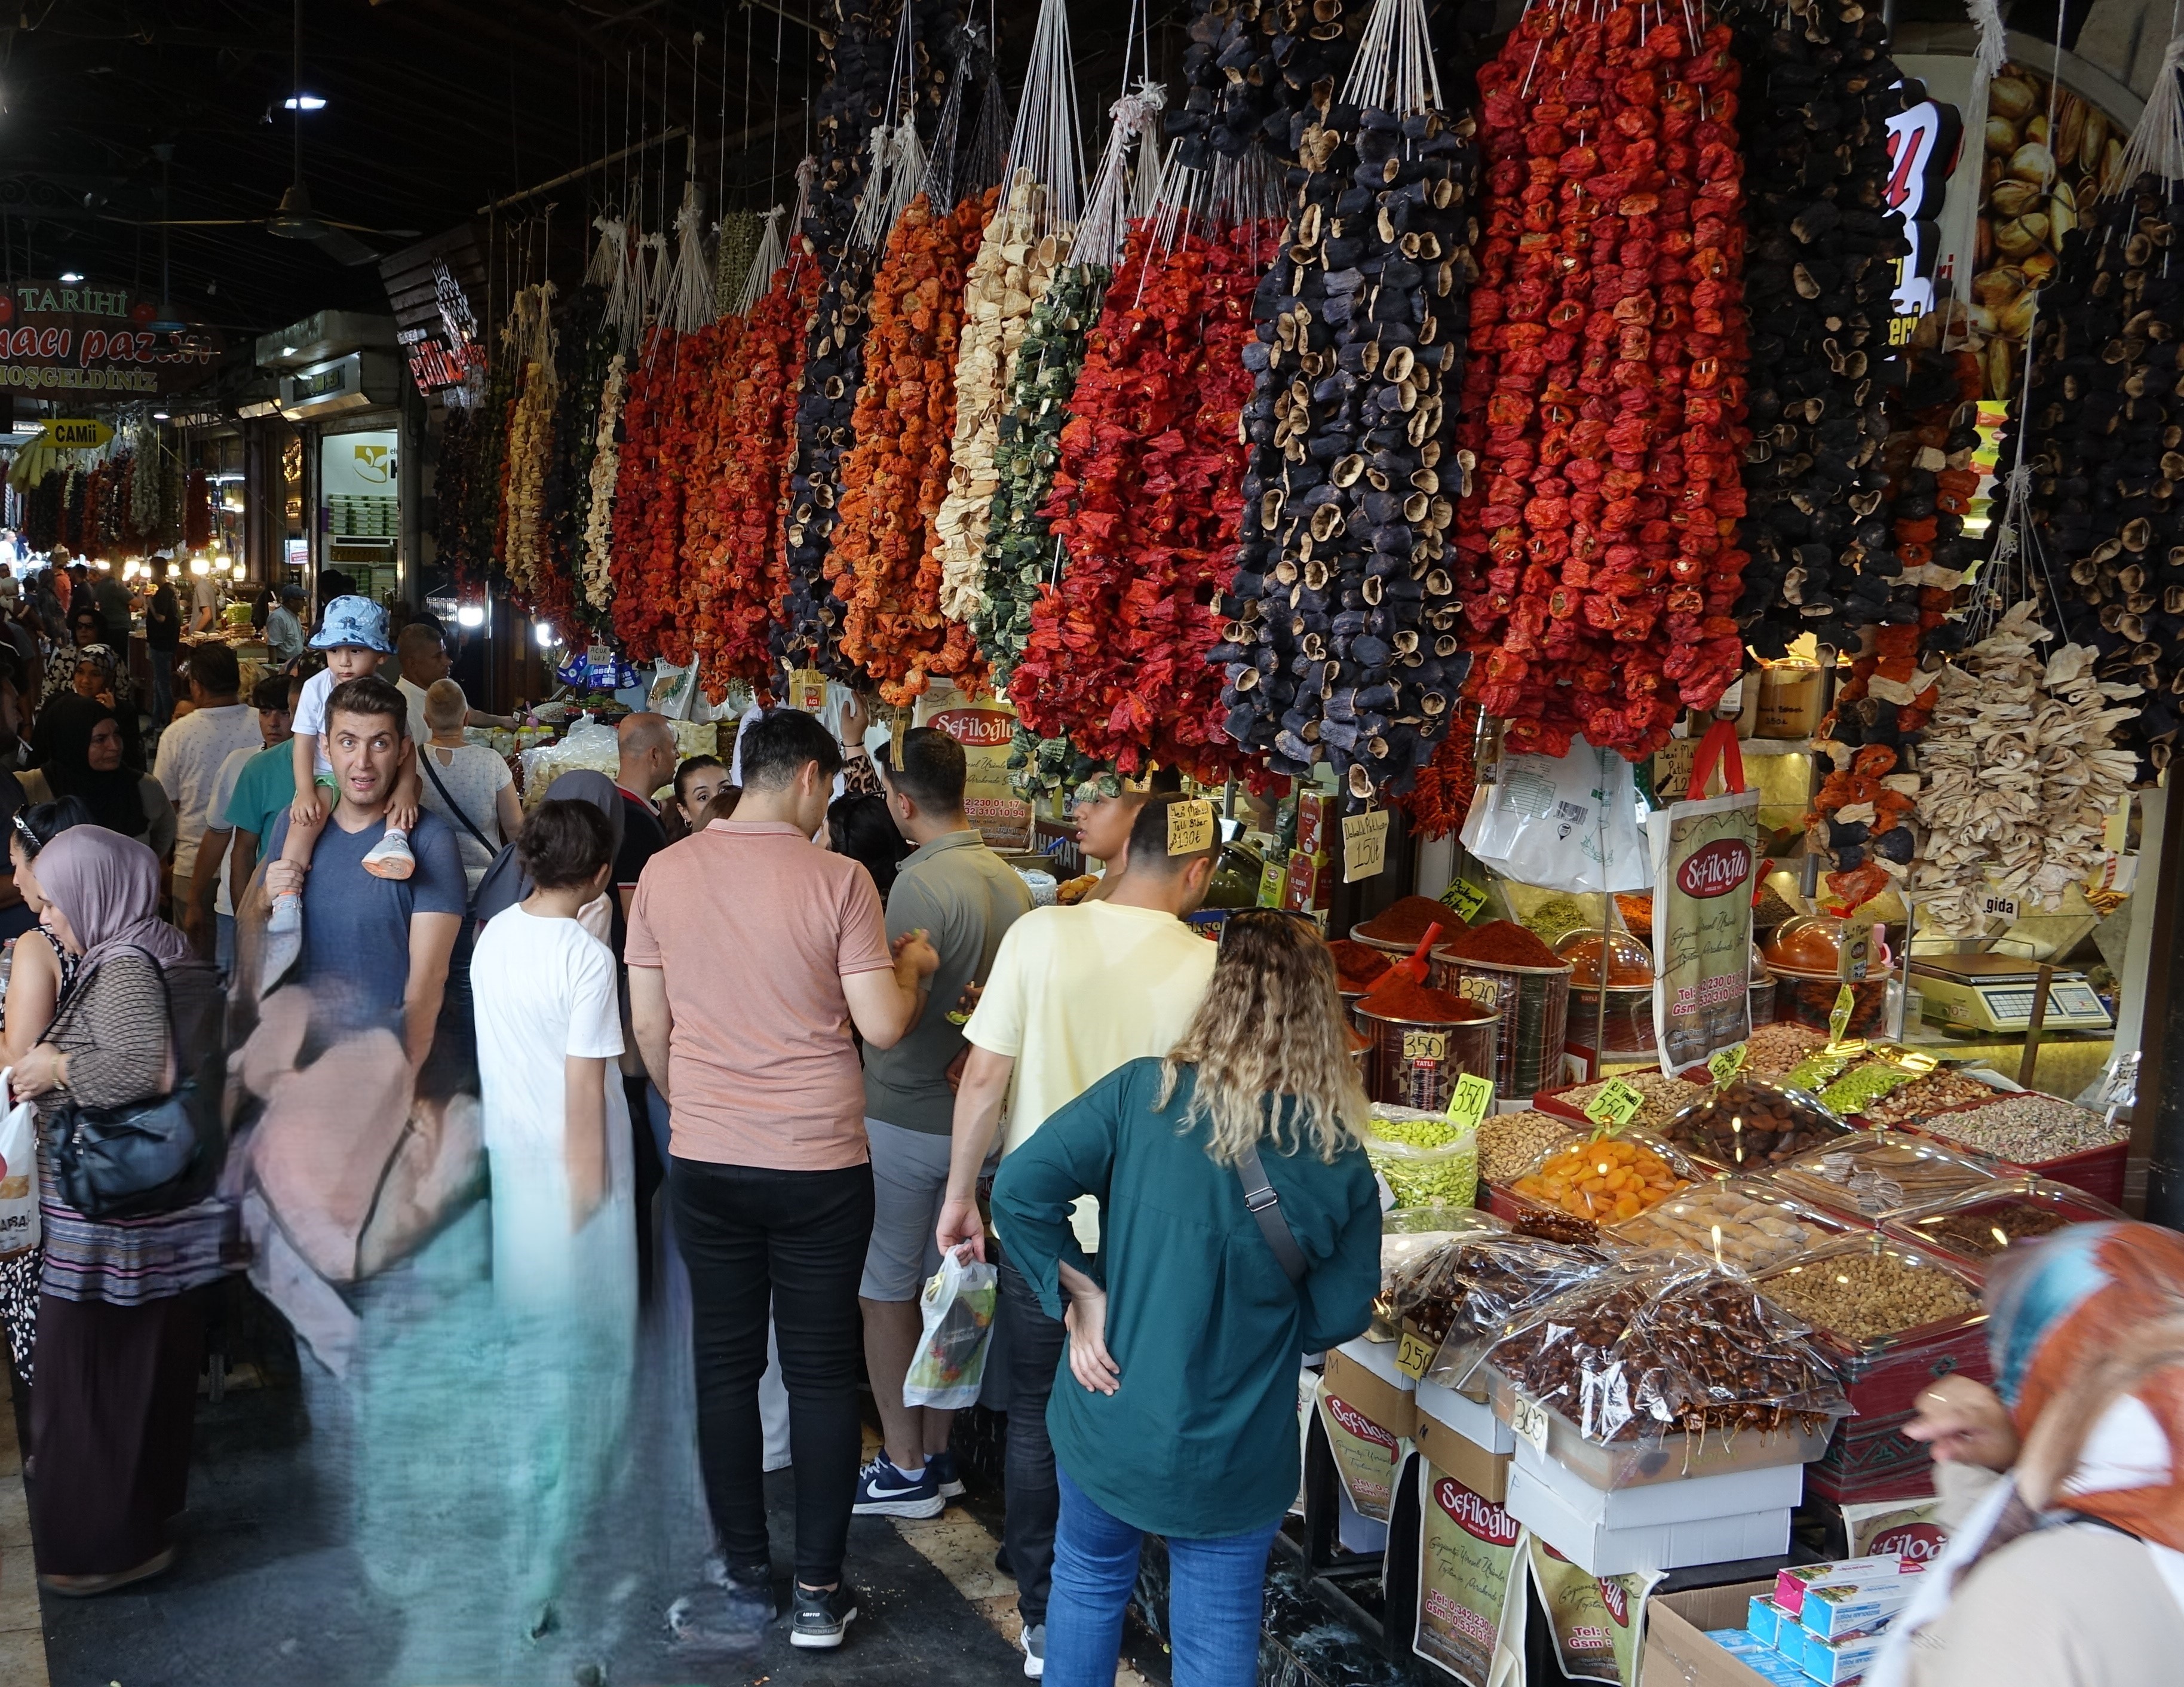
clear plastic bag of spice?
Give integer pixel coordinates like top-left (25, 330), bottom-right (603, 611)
top-left (1486, 1252), bottom-right (1848, 1455)
top-left (1379, 1231), bottom-right (1612, 1394)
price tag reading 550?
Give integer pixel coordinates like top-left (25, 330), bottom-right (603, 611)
top-left (1583, 1077), bottom-right (1645, 1131)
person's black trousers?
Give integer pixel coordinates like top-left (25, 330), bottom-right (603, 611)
top-left (669, 1156), bottom-right (874, 1588)
top-left (997, 1254), bottom-right (1068, 1628)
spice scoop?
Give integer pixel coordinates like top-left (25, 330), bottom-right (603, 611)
top-left (1360, 922), bottom-right (1442, 1012)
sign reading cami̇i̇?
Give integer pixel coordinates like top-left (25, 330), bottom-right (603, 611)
top-left (0, 281), bottom-right (224, 395)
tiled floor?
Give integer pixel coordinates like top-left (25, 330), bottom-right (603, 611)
top-left (0, 1370), bottom-right (48, 1687)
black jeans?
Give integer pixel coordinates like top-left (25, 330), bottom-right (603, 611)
top-left (670, 1157), bottom-right (875, 1587)
top-left (998, 1254), bottom-right (1068, 1627)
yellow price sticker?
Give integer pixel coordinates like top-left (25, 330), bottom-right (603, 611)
top-left (1165, 798), bottom-right (1216, 857)
top-left (1707, 1044), bottom-right (1747, 1087)
top-left (1828, 982), bottom-right (1857, 1044)
top-left (1395, 1327), bottom-right (1436, 1381)
top-left (1445, 1071), bottom-right (1495, 1132)
top-left (1583, 1077), bottom-right (1645, 1132)
top-left (1439, 877), bottom-right (1489, 920)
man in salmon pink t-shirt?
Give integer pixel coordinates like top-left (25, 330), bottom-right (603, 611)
top-left (627, 707), bottom-right (937, 1651)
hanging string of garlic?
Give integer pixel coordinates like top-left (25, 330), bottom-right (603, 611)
top-left (733, 205), bottom-right (790, 315)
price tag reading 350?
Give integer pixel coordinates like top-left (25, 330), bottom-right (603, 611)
top-left (1583, 1077), bottom-right (1646, 1132)
top-left (1444, 1071), bottom-right (1495, 1132)
top-left (1402, 1030), bottom-right (1449, 1063)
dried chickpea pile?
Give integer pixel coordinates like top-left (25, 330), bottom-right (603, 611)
top-left (1761, 1250), bottom-right (1976, 1345)
top-left (1513, 1137), bottom-right (1692, 1224)
top-left (1480, 1110), bottom-right (1579, 1185)
top-left (1558, 1072), bottom-right (1706, 1133)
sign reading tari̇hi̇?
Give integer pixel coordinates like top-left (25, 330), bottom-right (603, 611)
top-left (0, 281), bottom-right (224, 395)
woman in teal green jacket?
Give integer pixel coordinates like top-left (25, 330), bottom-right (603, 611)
top-left (990, 909), bottom-right (1382, 1687)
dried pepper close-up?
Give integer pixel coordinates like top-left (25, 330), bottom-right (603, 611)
top-left (827, 188), bottom-right (997, 705)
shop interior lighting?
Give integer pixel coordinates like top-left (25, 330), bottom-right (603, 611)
top-left (534, 622), bottom-right (557, 648)
top-left (282, 93), bottom-right (327, 111)
top-left (188, 556), bottom-right (210, 577)
top-left (456, 605), bottom-right (486, 629)
top-left (151, 411), bottom-right (169, 421)
top-left (230, 561), bottom-right (248, 578)
top-left (58, 271), bottom-right (83, 284)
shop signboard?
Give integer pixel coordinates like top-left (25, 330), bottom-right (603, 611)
top-left (0, 280), bottom-right (223, 395)
top-left (1884, 86), bottom-right (1959, 341)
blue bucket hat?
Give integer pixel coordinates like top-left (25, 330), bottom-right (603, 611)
top-left (309, 594), bottom-right (394, 655)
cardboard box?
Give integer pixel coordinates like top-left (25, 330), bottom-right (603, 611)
top-left (1773, 1553), bottom-right (1911, 1618)
top-left (1283, 849), bottom-right (1334, 912)
top-left (1319, 1345), bottom-right (1415, 1525)
top-left (1412, 1401), bottom-right (1513, 1504)
top-left (1745, 1594), bottom-right (1786, 1648)
top-left (1641, 1581), bottom-right (1780, 1687)
top-left (1799, 1625), bottom-right (1888, 1685)
top-left (1801, 1576), bottom-right (1917, 1641)
top-left (1510, 1432), bottom-right (1807, 1529)
top-left (1295, 789), bottom-right (1332, 861)
top-left (1415, 1377), bottom-right (1514, 1453)
top-left (1505, 1464), bottom-right (1791, 1576)
top-left (1336, 1334), bottom-right (1418, 1397)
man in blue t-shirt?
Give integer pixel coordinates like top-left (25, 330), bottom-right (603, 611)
top-left (264, 673), bottom-right (465, 1068)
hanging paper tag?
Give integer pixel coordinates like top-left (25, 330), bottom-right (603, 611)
top-left (1583, 1077), bottom-right (1645, 1131)
top-left (1707, 1044), bottom-right (1747, 1087)
top-left (1396, 1327), bottom-right (1437, 1381)
top-left (1829, 983), bottom-right (1857, 1044)
top-left (1342, 809), bottom-right (1391, 882)
top-left (1165, 798), bottom-right (1216, 856)
top-left (1439, 876), bottom-right (1489, 920)
top-left (1510, 1393), bottom-right (1552, 1455)
top-left (790, 666), bottom-right (829, 713)
top-left (1445, 1071), bottom-right (1495, 1132)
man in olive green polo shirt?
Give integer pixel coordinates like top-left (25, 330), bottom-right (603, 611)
top-left (852, 728), bottom-right (1032, 1520)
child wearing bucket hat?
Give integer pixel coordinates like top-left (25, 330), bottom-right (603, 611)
top-left (269, 595), bottom-right (421, 934)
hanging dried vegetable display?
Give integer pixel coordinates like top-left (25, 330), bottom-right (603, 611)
top-left (1910, 600), bottom-right (2140, 933)
top-left (1170, 0), bottom-right (1383, 171)
top-left (580, 357), bottom-right (625, 614)
top-left (546, 284), bottom-right (617, 633)
top-left (1216, 0), bottom-right (1481, 801)
top-left (1453, 0), bottom-right (1753, 763)
top-left (687, 260), bottom-right (822, 696)
top-left (826, 188), bottom-right (996, 704)
top-left (1395, 698), bottom-right (1481, 837)
top-left (497, 283), bottom-right (560, 605)
top-left (183, 467), bottom-right (210, 552)
top-left (714, 209), bottom-right (763, 317)
top-left (609, 332), bottom-right (708, 664)
top-left (1012, 210), bottom-right (1278, 779)
top-left (128, 421), bottom-right (165, 541)
top-left (1723, 0), bottom-right (1909, 658)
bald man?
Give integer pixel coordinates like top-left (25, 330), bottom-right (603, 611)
top-left (614, 712), bottom-right (678, 919)
top-left (394, 620), bottom-right (515, 743)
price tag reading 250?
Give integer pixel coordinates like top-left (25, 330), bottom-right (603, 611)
top-left (1583, 1077), bottom-right (1646, 1132)
top-left (1395, 1327), bottom-right (1437, 1381)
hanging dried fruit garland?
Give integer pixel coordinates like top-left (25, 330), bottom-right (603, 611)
top-left (827, 188), bottom-right (996, 705)
top-left (549, 286), bottom-right (617, 633)
top-left (1724, 0), bottom-right (1908, 659)
top-left (1013, 219), bottom-right (1276, 778)
top-left (497, 284), bottom-right (559, 604)
top-left (579, 358), bottom-right (625, 614)
top-left (686, 262), bottom-right (821, 697)
top-left (609, 330), bottom-right (713, 664)
top-left (1171, 0), bottom-right (1368, 171)
top-left (1455, 1), bottom-right (1752, 762)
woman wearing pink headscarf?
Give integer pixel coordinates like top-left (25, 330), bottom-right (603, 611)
top-left (12, 827), bottom-right (230, 1596)
top-left (1875, 1221), bottom-right (2184, 1685)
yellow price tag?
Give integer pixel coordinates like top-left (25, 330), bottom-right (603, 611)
top-left (1445, 1071), bottom-right (1495, 1132)
top-left (1583, 1077), bottom-right (1645, 1132)
top-left (1395, 1327), bottom-right (1436, 1381)
top-left (1341, 809), bottom-right (1391, 882)
top-left (1707, 1044), bottom-right (1747, 1087)
top-left (790, 666), bottom-right (829, 712)
top-left (1165, 798), bottom-right (1216, 856)
top-left (1439, 877), bottom-right (1489, 920)
top-left (1828, 983), bottom-right (1857, 1044)
top-left (1510, 1393), bottom-right (1552, 1455)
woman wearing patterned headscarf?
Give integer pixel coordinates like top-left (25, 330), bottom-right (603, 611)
top-left (1875, 1221), bottom-right (2184, 1685)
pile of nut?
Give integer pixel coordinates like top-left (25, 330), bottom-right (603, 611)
top-left (1771, 1133), bottom-right (1999, 1218)
top-left (1663, 1076), bottom-right (1846, 1170)
top-left (1854, 1068), bottom-right (2005, 1126)
top-left (1480, 1109), bottom-right (1579, 1185)
top-left (1557, 1072), bottom-right (1707, 1133)
top-left (1760, 1247), bottom-right (1977, 1345)
top-left (1741, 1023), bottom-right (1829, 1079)
top-left (1910, 1199), bottom-right (2073, 1260)
top-left (1383, 1233), bottom-right (1609, 1387)
top-left (1615, 1182), bottom-right (1843, 1273)
top-left (1921, 1093), bottom-right (2128, 1163)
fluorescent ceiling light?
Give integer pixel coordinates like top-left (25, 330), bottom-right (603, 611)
top-left (283, 94), bottom-right (327, 111)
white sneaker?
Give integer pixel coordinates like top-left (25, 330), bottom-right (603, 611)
top-left (1022, 1621), bottom-right (1045, 1678)
top-left (266, 891), bottom-right (301, 934)
top-left (362, 829), bottom-right (415, 881)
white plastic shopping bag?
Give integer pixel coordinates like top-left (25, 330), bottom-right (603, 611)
top-left (901, 1245), bottom-right (999, 1410)
top-left (0, 1069), bottom-right (39, 1260)
top-left (1461, 735), bottom-right (1651, 893)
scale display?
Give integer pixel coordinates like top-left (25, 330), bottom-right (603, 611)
top-left (1914, 966), bottom-right (2113, 1035)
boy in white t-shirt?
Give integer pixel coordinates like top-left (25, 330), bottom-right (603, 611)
top-left (270, 595), bottom-right (421, 934)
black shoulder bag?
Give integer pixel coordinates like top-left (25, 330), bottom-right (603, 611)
top-left (44, 948), bottom-right (220, 1219)
top-left (1235, 1144), bottom-right (1309, 1284)
top-left (419, 746), bottom-right (499, 859)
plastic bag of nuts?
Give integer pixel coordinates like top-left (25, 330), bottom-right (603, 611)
top-left (1882, 1176), bottom-right (2124, 1267)
top-left (1487, 1255), bottom-right (1849, 1446)
top-left (1661, 1076), bottom-right (1850, 1172)
top-left (1766, 1130), bottom-right (2002, 1220)
top-left (1381, 1232), bottom-right (1612, 1394)
top-left (1374, 1206), bottom-right (1508, 1337)
top-left (1756, 1234), bottom-right (1981, 1349)
top-left (1613, 1179), bottom-right (1853, 1274)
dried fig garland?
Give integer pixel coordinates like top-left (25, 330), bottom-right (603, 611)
top-left (1214, 101), bottom-right (1483, 801)
top-left (1454, 1), bottom-right (1753, 762)
top-left (1014, 218), bottom-right (1276, 780)
top-left (975, 259), bottom-right (1111, 680)
top-left (1725, 0), bottom-right (1910, 658)
top-left (826, 189), bottom-right (996, 705)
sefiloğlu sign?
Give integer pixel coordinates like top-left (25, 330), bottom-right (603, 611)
top-left (0, 280), bottom-right (224, 395)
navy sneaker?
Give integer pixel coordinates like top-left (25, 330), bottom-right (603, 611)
top-left (852, 1452), bottom-right (944, 1519)
top-left (929, 1448), bottom-right (967, 1499)
top-left (789, 1581), bottom-right (861, 1649)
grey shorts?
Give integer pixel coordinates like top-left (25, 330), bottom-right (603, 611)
top-left (859, 1117), bottom-right (955, 1302)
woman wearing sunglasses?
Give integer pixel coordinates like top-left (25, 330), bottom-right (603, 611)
top-left (990, 909), bottom-right (1381, 1687)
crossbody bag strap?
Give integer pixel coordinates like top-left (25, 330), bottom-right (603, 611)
top-left (1234, 1142), bottom-right (1309, 1286)
top-left (418, 746), bottom-right (496, 855)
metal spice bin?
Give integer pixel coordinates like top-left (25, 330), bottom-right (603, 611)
top-left (1428, 946), bottom-right (1573, 1100)
top-left (1355, 1001), bottom-right (1499, 1112)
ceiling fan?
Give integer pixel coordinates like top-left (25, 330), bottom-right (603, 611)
top-left (136, 0), bottom-right (418, 266)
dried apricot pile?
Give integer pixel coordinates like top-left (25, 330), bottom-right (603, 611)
top-left (1512, 1136), bottom-right (1692, 1223)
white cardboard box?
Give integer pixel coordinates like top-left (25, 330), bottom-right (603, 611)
top-left (1415, 1377), bottom-right (1514, 1453)
top-left (1338, 1333), bottom-right (1418, 1396)
top-left (1506, 1465), bottom-right (1792, 1576)
top-left (1512, 1434), bottom-right (1806, 1529)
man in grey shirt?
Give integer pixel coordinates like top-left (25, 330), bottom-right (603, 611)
top-left (852, 728), bottom-right (1031, 1521)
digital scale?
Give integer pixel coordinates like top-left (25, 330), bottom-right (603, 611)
top-left (1911, 955), bottom-right (2114, 1035)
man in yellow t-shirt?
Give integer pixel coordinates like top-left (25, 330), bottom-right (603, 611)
top-left (935, 792), bottom-right (1219, 1677)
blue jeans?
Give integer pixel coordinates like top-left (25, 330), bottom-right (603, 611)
top-left (1045, 1465), bottom-right (1281, 1687)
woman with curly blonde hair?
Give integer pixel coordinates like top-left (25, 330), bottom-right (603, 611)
top-left (990, 910), bottom-right (1382, 1687)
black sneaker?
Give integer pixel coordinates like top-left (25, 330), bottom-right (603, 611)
top-left (789, 1582), bottom-right (861, 1649)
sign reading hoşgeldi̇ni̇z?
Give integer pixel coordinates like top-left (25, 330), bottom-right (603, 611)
top-left (0, 281), bottom-right (224, 395)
